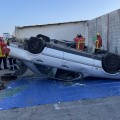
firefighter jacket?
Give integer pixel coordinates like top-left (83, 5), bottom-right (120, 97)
top-left (0, 42), bottom-right (7, 57)
top-left (95, 39), bottom-right (101, 49)
top-left (97, 35), bottom-right (102, 47)
top-left (74, 37), bottom-right (85, 50)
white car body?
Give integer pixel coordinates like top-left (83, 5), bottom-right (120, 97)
top-left (7, 36), bottom-right (120, 80)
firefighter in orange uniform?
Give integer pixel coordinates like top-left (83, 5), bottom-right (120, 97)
top-left (74, 34), bottom-right (85, 51)
top-left (0, 37), bottom-right (9, 70)
top-left (94, 33), bottom-right (102, 53)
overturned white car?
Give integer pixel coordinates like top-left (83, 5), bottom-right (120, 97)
top-left (7, 34), bottom-right (120, 81)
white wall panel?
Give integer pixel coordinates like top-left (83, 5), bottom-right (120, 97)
top-left (15, 22), bottom-right (88, 43)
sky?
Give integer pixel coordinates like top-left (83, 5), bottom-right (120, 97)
top-left (0, 0), bottom-right (120, 36)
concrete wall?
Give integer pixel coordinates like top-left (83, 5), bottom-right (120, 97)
top-left (109, 10), bottom-right (120, 54)
top-left (87, 15), bottom-right (108, 53)
top-left (15, 22), bottom-right (88, 44)
top-left (88, 9), bottom-right (120, 54)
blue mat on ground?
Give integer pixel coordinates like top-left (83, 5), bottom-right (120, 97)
top-left (0, 77), bottom-right (120, 110)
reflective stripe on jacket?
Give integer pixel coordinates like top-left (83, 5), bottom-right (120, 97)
top-left (76, 38), bottom-right (85, 50)
top-left (0, 42), bottom-right (7, 57)
top-left (95, 39), bottom-right (101, 49)
top-left (0, 46), bottom-right (5, 57)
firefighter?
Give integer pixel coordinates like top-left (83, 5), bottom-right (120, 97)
top-left (74, 34), bottom-right (85, 51)
top-left (7, 39), bottom-right (18, 71)
top-left (94, 33), bottom-right (102, 53)
top-left (0, 37), bottom-right (9, 70)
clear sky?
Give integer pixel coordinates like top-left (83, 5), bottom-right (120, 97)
top-left (0, 0), bottom-right (120, 36)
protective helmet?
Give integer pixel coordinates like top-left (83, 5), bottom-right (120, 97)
top-left (77, 34), bottom-right (82, 38)
top-left (97, 33), bottom-right (100, 35)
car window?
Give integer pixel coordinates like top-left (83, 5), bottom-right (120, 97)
top-left (34, 64), bottom-right (81, 81)
top-left (34, 64), bottom-right (57, 77)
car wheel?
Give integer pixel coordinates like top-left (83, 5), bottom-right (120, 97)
top-left (1, 73), bottom-right (17, 81)
top-left (36, 34), bottom-right (50, 42)
top-left (102, 53), bottom-right (120, 74)
top-left (28, 37), bottom-right (45, 54)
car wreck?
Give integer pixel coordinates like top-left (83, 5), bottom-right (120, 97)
top-left (6, 34), bottom-right (120, 81)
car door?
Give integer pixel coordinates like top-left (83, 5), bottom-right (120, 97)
top-left (34, 47), bottom-right (64, 68)
top-left (62, 51), bottom-right (94, 75)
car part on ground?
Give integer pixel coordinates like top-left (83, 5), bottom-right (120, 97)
top-left (1, 73), bottom-right (17, 81)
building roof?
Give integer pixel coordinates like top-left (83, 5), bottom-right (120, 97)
top-left (16, 20), bottom-right (88, 29)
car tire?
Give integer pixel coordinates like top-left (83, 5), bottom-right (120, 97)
top-left (102, 53), bottom-right (120, 74)
top-left (36, 34), bottom-right (50, 42)
top-left (28, 37), bottom-right (45, 54)
top-left (1, 73), bottom-right (17, 81)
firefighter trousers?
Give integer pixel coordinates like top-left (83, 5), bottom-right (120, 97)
top-left (0, 57), bottom-right (8, 69)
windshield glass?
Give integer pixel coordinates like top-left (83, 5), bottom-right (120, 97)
top-left (34, 64), bottom-right (81, 81)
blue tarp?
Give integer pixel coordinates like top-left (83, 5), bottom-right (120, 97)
top-left (0, 77), bottom-right (120, 110)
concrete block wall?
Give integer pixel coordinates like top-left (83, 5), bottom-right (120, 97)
top-left (88, 15), bottom-right (108, 53)
top-left (109, 10), bottom-right (120, 54)
top-left (88, 9), bottom-right (120, 54)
